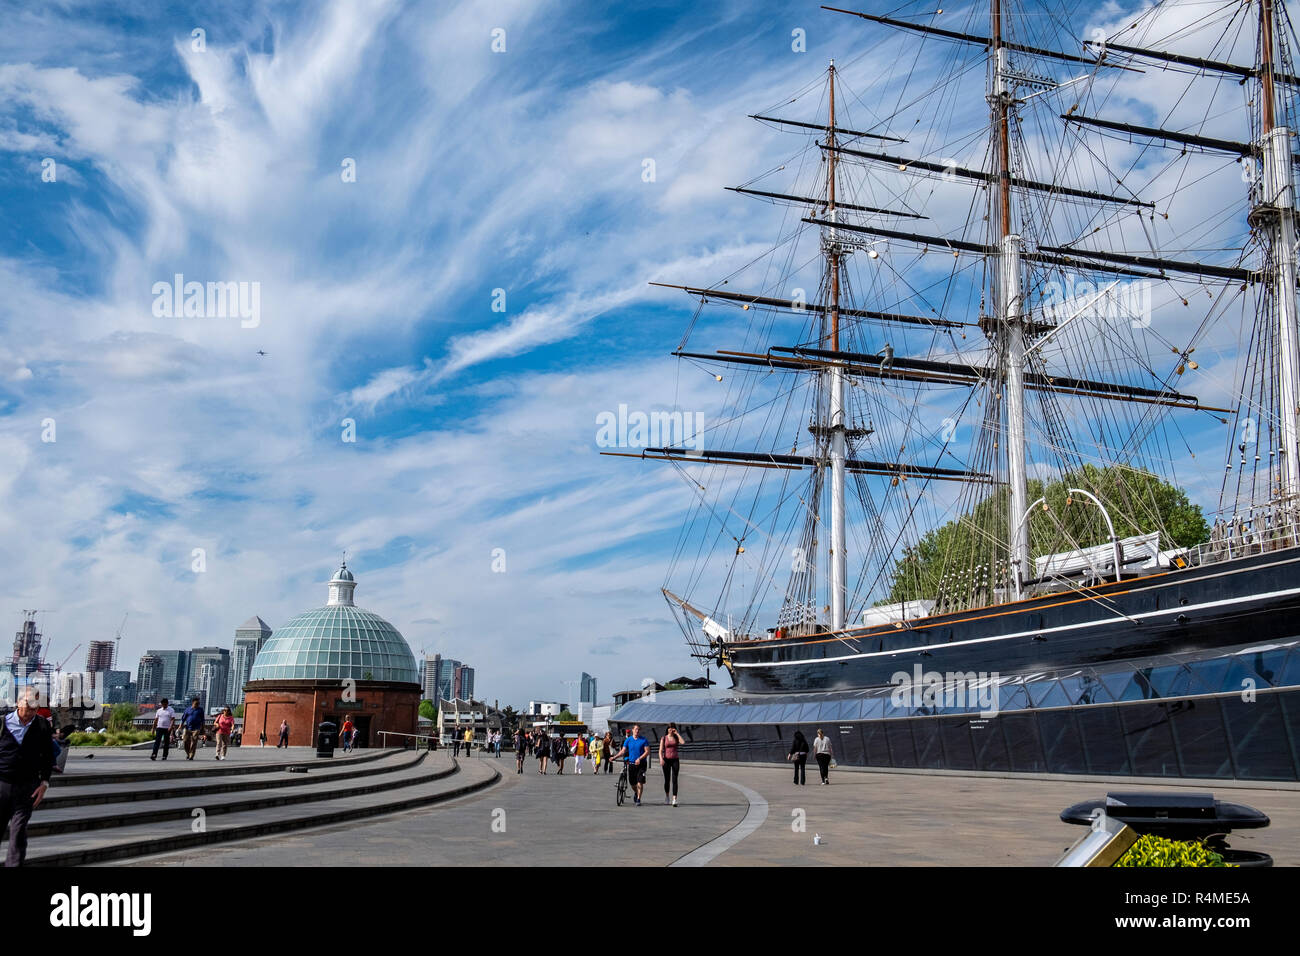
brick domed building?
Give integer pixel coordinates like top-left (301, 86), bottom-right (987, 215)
top-left (242, 561), bottom-right (419, 748)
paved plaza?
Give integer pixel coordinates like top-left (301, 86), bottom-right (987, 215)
top-left (91, 751), bottom-right (1300, 867)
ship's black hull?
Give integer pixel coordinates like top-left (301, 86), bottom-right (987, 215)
top-left (726, 547), bottom-right (1300, 694)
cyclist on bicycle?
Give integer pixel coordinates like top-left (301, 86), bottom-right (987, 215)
top-left (611, 724), bottom-right (650, 806)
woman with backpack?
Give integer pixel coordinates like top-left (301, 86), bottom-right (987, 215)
top-left (552, 733), bottom-right (569, 774)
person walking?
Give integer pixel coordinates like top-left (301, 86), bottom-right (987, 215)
top-left (590, 731), bottom-right (604, 773)
top-left (150, 698), bottom-right (175, 760)
top-left (463, 726), bottom-right (474, 757)
top-left (180, 698), bottom-right (205, 761)
top-left (340, 717), bottom-right (355, 753)
top-left (813, 728), bottom-right (833, 784)
top-left (277, 719), bottom-right (290, 748)
top-left (553, 733), bottom-right (569, 774)
top-left (514, 729), bottom-right (527, 774)
top-left (214, 707), bottom-right (235, 760)
top-left (659, 722), bottom-right (683, 807)
top-left (452, 725), bottom-right (461, 757)
top-left (536, 731), bottom-right (549, 774)
top-left (788, 730), bottom-right (809, 785)
top-left (571, 732), bottom-right (588, 774)
top-left (0, 688), bottom-right (55, 866)
top-left (611, 724), bottom-right (650, 806)
top-left (602, 731), bottom-right (616, 773)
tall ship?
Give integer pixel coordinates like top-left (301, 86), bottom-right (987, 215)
top-left (611, 0), bottom-right (1300, 780)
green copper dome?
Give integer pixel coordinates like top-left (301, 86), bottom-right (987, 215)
top-left (248, 563), bottom-right (418, 684)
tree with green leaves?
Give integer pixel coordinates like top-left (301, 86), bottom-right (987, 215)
top-left (418, 699), bottom-right (437, 721)
top-left (886, 465), bottom-right (1209, 604)
top-left (107, 703), bottom-right (137, 732)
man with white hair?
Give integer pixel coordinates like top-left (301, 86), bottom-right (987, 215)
top-left (0, 687), bottom-right (55, 866)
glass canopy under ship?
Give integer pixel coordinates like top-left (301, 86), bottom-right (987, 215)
top-left (247, 561), bottom-right (419, 684)
top-left (612, 640), bottom-right (1300, 781)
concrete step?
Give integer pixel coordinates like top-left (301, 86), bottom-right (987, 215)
top-left (25, 756), bottom-right (501, 866)
top-left (42, 749), bottom-right (424, 809)
top-left (25, 752), bottom-right (449, 836)
top-left (54, 746), bottom-right (393, 787)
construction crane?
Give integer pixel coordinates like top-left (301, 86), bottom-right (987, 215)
top-left (56, 643), bottom-right (82, 672)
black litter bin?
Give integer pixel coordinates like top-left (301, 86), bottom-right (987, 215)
top-left (316, 721), bottom-right (338, 758)
top-left (1062, 791), bottom-right (1273, 866)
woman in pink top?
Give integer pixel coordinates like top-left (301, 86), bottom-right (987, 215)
top-left (659, 722), bottom-right (683, 807)
top-left (214, 707), bottom-right (235, 760)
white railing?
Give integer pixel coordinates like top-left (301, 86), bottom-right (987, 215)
top-left (1190, 503), bottom-right (1300, 566)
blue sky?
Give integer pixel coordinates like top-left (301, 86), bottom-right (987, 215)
top-left (0, 0), bottom-right (1270, 705)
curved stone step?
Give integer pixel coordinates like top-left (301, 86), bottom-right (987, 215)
top-left (42, 749), bottom-right (425, 809)
top-left (54, 746), bottom-right (393, 787)
top-left (25, 757), bottom-right (501, 867)
top-left (24, 752), bottom-right (452, 837)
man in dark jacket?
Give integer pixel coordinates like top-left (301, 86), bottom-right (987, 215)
top-left (0, 688), bottom-right (55, 866)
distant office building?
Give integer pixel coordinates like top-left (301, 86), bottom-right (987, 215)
top-left (145, 650), bottom-right (190, 701)
top-left (85, 641), bottom-right (116, 689)
top-left (422, 655), bottom-right (440, 701)
top-left (528, 701), bottom-right (564, 717)
top-left (580, 672), bottom-right (597, 705)
top-left (454, 664), bottom-right (475, 700)
top-left (187, 647), bottom-right (230, 710)
top-left (229, 616), bottom-right (272, 707)
top-left (432, 657), bottom-right (461, 701)
top-left (100, 670), bottom-right (133, 704)
top-left (135, 653), bottom-right (164, 703)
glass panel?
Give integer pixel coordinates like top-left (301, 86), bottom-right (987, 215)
top-left (996, 684), bottom-right (1027, 713)
top-left (1169, 696), bottom-right (1232, 778)
top-left (885, 721), bottom-right (917, 768)
top-left (1222, 693), bottom-right (1294, 780)
top-left (1121, 702), bottom-right (1179, 776)
top-left (1077, 706), bottom-right (1131, 775)
top-left (1030, 679), bottom-right (1071, 709)
top-left (1039, 710), bottom-right (1086, 773)
top-left (1098, 670), bottom-right (1148, 702)
top-left (971, 718), bottom-right (1010, 771)
top-left (1277, 648), bottom-right (1300, 687)
top-left (1003, 713), bottom-right (1046, 772)
top-left (939, 718), bottom-right (976, 770)
top-left (912, 720), bottom-right (943, 768)
top-left (1185, 657), bottom-right (1231, 696)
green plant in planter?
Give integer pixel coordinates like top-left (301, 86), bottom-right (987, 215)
top-left (1115, 834), bottom-right (1233, 867)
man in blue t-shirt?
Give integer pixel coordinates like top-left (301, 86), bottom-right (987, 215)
top-left (612, 724), bottom-right (650, 806)
top-left (180, 698), bottom-right (206, 761)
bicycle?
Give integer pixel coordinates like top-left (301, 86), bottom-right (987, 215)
top-left (615, 755), bottom-right (651, 806)
top-left (616, 759), bottom-right (628, 806)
